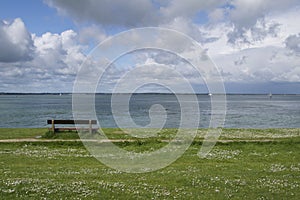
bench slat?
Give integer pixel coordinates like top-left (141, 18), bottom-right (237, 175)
top-left (55, 128), bottom-right (98, 131)
top-left (47, 120), bottom-right (97, 125)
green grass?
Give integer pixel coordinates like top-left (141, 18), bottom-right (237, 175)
top-left (1, 128), bottom-right (298, 141)
top-left (1, 140), bottom-right (300, 199)
top-left (42, 129), bottom-right (81, 139)
top-left (34, 128), bottom-right (300, 141)
top-left (0, 128), bottom-right (300, 199)
top-left (0, 128), bottom-right (47, 139)
top-left (103, 128), bottom-right (300, 141)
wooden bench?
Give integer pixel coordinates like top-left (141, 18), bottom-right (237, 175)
top-left (47, 119), bottom-right (97, 133)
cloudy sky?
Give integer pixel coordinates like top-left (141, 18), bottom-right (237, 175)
top-left (0, 0), bottom-right (299, 93)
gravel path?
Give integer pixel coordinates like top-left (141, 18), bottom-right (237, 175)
top-left (0, 138), bottom-right (274, 143)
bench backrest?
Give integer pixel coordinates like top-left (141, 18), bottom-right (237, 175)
top-left (47, 120), bottom-right (97, 125)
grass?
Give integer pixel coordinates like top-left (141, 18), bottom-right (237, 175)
top-left (0, 128), bottom-right (47, 139)
top-left (0, 128), bottom-right (299, 199)
top-left (32, 128), bottom-right (300, 141)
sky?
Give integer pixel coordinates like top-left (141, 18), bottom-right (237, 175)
top-left (0, 0), bottom-right (299, 94)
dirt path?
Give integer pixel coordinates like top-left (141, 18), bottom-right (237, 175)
top-left (0, 138), bottom-right (275, 143)
top-left (0, 138), bottom-right (136, 143)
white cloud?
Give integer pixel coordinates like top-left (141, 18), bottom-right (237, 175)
top-left (1, 1), bottom-right (300, 92)
top-left (229, 0), bottom-right (298, 29)
top-left (33, 29), bottom-right (86, 74)
top-left (213, 46), bottom-right (300, 83)
top-left (193, 6), bottom-right (300, 85)
top-left (0, 18), bottom-right (35, 62)
top-left (226, 0), bottom-right (300, 45)
top-left (96, 7), bottom-right (300, 89)
top-left (227, 18), bottom-right (281, 46)
top-left (161, 17), bottom-right (220, 46)
top-left (44, 0), bottom-right (300, 52)
top-left (0, 27), bottom-right (88, 92)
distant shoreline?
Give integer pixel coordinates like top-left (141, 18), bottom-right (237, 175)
top-left (1, 92), bottom-right (299, 95)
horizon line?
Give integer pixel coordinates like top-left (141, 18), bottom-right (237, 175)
top-left (1, 92), bottom-right (299, 95)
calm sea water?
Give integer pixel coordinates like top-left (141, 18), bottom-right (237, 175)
top-left (0, 94), bottom-right (299, 128)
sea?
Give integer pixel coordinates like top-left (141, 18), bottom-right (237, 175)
top-left (0, 94), bottom-right (299, 128)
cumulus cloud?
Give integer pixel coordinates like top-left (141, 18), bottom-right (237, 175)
top-left (45, 0), bottom-right (300, 93)
top-left (0, 27), bottom-right (88, 92)
top-left (32, 29), bottom-right (86, 76)
top-left (226, 0), bottom-right (299, 45)
top-left (229, 0), bottom-right (298, 29)
top-left (162, 17), bottom-right (219, 45)
top-left (45, 0), bottom-right (299, 48)
top-left (227, 19), bottom-right (281, 45)
top-left (0, 18), bottom-right (35, 62)
top-left (213, 46), bottom-right (300, 83)
top-left (2, 0), bottom-right (300, 92)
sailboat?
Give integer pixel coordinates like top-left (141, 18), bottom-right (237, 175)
top-left (268, 92), bottom-right (272, 99)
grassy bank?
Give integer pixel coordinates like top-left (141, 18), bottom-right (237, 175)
top-left (0, 128), bottom-right (299, 199)
top-left (0, 128), bottom-right (299, 141)
top-left (0, 128), bottom-right (48, 140)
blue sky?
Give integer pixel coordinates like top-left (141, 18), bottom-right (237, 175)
top-left (0, 0), bottom-right (75, 35)
top-left (0, 0), bottom-right (299, 93)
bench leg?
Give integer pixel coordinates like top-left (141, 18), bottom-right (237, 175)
top-left (89, 120), bottom-right (92, 134)
top-left (51, 119), bottom-right (55, 133)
